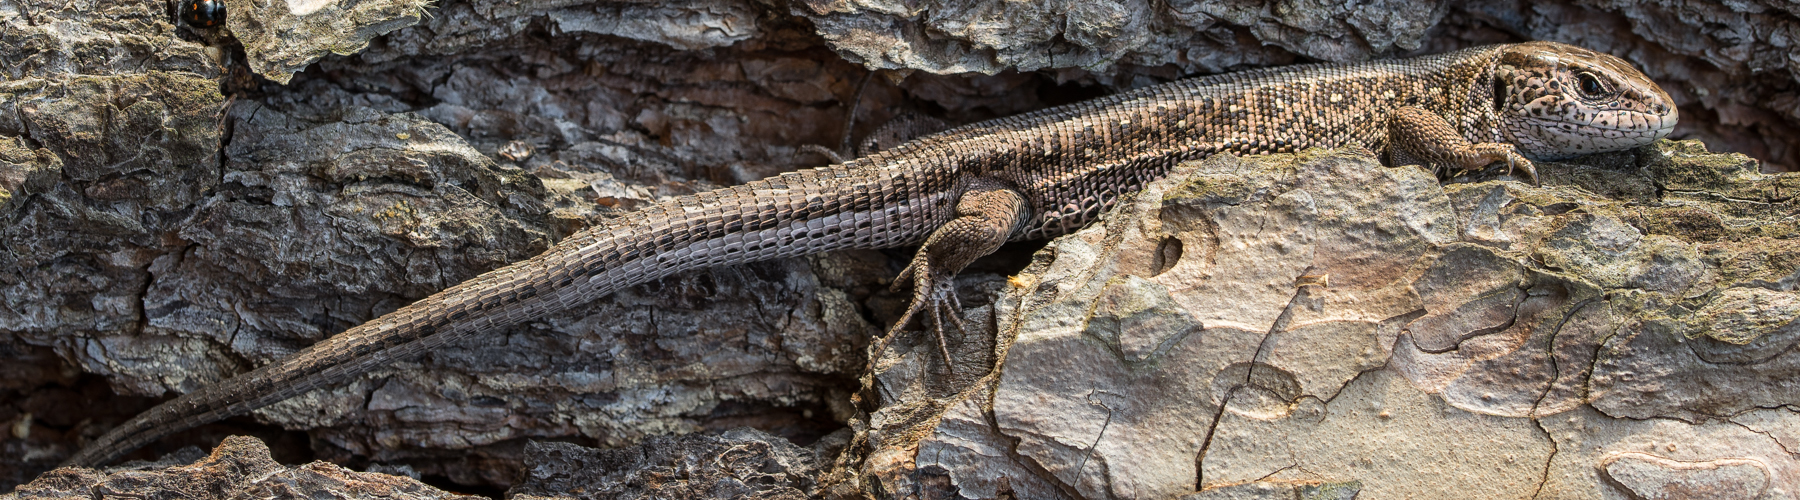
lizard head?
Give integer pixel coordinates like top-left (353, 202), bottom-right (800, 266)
top-left (1490, 41), bottom-right (1677, 160)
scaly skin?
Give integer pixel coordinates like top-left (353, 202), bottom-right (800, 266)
top-left (65, 41), bottom-right (1676, 468)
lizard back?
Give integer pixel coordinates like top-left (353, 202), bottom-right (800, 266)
top-left (877, 45), bottom-right (1502, 239)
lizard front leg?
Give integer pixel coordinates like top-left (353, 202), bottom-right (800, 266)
top-left (877, 176), bottom-right (1030, 368)
top-left (1385, 106), bottom-right (1539, 185)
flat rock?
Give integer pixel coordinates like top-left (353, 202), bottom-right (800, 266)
top-left (1600, 452), bottom-right (1770, 500)
top-left (870, 141), bottom-right (1800, 499)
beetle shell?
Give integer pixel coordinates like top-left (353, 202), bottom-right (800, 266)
top-left (180, 0), bottom-right (225, 29)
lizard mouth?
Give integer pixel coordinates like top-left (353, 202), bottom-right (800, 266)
top-left (1510, 108), bottom-right (1677, 160)
top-left (1520, 110), bottom-right (1676, 136)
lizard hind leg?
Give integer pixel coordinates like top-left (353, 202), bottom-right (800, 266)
top-left (870, 177), bottom-right (1029, 371)
top-left (1385, 106), bottom-right (1540, 185)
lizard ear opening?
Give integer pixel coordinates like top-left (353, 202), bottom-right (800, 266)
top-left (1492, 75), bottom-right (1509, 113)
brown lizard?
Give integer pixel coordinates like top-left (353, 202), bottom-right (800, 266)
top-left (64, 41), bottom-right (1677, 467)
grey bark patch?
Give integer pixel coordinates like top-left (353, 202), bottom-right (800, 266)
top-left (230, 0), bottom-right (433, 83)
top-left (1406, 244), bottom-right (1527, 353)
top-left (509, 428), bottom-right (819, 500)
top-left (4, 436), bottom-right (478, 500)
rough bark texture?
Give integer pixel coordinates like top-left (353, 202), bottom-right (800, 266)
top-left (508, 427), bottom-right (840, 500)
top-left (5, 436), bottom-right (481, 500)
top-left (2, 0), bottom-right (1797, 497)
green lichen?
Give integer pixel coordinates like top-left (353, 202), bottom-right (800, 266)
top-left (1646, 139), bottom-right (1797, 203)
top-left (1165, 173), bottom-right (1260, 206)
top-left (1162, 150), bottom-right (1330, 206)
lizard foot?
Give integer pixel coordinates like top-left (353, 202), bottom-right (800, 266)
top-left (870, 254), bottom-right (966, 370)
top-left (1464, 143), bottom-right (1540, 186)
top-left (1385, 106), bottom-right (1542, 186)
top-left (866, 176), bottom-right (1026, 373)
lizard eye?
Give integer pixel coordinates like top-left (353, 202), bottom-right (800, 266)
top-left (1575, 72), bottom-right (1607, 97)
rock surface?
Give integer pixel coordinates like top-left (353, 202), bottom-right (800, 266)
top-left (866, 142), bottom-right (1798, 499)
top-left (1, 436), bottom-right (480, 500)
top-left (230, 0), bottom-right (433, 83)
top-left (3, 0), bottom-right (1799, 497)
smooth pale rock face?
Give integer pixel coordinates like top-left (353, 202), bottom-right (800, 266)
top-left (917, 386), bottom-right (1069, 500)
top-left (1178, 480), bottom-right (1361, 500)
top-left (1601, 453), bottom-right (1770, 500)
top-left (1541, 406), bottom-right (1792, 499)
top-left (879, 143), bottom-right (1800, 499)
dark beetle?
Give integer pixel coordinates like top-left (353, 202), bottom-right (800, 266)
top-left (180, 0), bottom-right (224, 28)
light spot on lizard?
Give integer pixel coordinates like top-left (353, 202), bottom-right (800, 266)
top-left (1330, 94), bottom-right (1343, 103)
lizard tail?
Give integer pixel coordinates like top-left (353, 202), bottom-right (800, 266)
top-left (63, 160), bottom-right (940, 468)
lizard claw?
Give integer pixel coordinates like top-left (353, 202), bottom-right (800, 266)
top-left (1466, 144), bottom-right (1541, 187)
top-left (926, 284), bottom-right (966, 364)
top-left (871, 256), bottom-right (965, 371)
top-left (890, 259), bottom-right (920, 294)
top-left (1493, 149), bottom-right (1540, 187)
top-left (1511, 155), bottom-right (1540, 187)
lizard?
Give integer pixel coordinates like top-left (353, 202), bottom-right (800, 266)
top-left (63, 41), bottom-right (1677, 468)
